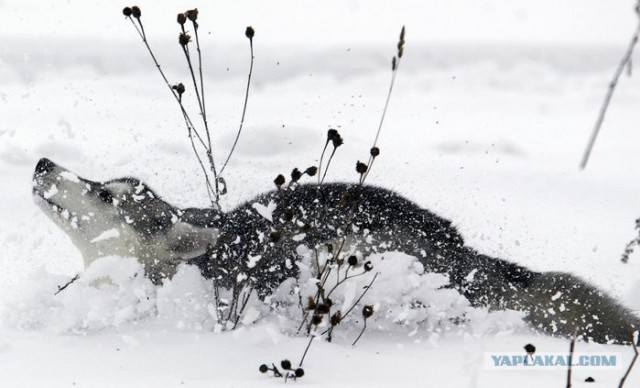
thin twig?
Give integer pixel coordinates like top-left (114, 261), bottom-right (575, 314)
top-left (193, 22), bottom-right (212, 151)
top-left (580, 10), bottom-right (640, 170)
top-left (317, 141), bottom-right (330, 185)
top-left (352, 318), bottom-right (368, 346)
top-left (126, 15), bottom-right (219, 208)
top-left (232, 286), bottom-right (254, 330)
top-left (180, 97), bottom-right (216, 203)
top-left (362, 62), bottom-right (400, 183)
top-left (566, 328), bottom-right (578, 388)
top-left (298, 335), bottom-right (315, 367)
top-left (340, 272), bottom-right (379, 320)
top-left (181, 42), bottom-right (206, 128)
top-left (220, 31), bottom-right (255, 175)
top-left (363, 26), bottom-right (404, 183)
top-left (54, 274), bottom-right (80, 295)
top-left (180, 35), bottom-right (221, 204)
top-left (325, 270), bottom-right (367, 301)
top-left (319, 147), bottom-right (338, 184)
top-left (318, 273), bottom-right (378, 338)
top-left (619, 337), bottom-right (639, 388)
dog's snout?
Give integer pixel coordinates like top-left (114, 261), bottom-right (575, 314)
top-left (35, 158), bottom-right (56, 176)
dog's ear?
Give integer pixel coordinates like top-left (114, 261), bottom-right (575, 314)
top-left (166, 221), bottom-right (219, 260)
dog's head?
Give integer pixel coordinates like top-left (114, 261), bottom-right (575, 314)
top-left (32, 158), bottom-right (220, 281)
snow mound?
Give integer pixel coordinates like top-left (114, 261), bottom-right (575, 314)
top-left (1, 253), bottom-right (527, 341)
top-left (269, 250), bottom-right (528, 341)
top-left (1, 257), bottom-right (155, 332)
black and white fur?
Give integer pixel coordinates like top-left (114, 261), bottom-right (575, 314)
top-left (32, 158), bottom-right (640, 344)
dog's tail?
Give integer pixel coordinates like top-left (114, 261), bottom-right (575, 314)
top-left (439, 249), bottom-right (640, 344)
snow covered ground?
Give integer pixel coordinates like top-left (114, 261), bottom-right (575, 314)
top-left (2, 0), bottom-right (640, 386)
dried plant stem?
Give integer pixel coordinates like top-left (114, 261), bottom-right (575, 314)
top-left (619, 340), bottom-right (639, 388)
top-left (362, 56), bottom-right (401, 183)
top-left (325, 270), bottom-right (366, 300)
top-left (340, 272), bottom-right (379, 320)
top-left (179, 98), bottom-right (216, 203)
top-left (232, 286), bottom-right (254, 329)
top-left (317, 141), bottom-right (329, 184)
top-left (352, 318), bottom-right (367, 346)
top-left (54, 274), bottom-right (80, 295)
top-left (193, 23), bottom-right (211, 149)
top-left (317, 272), bottom-right (378, 339)
top-left (361, 26), bottom-right (404, 184)
top-left (129, 19), bottom-right (181, 108)
top-left (180, 27), bottom-right (221, 204)
top-left (298, 335), bottom-right (315, 367)
top-left (181, 44), bottom-right (206, 129)
top-left (580, 13), bottom-right (640, 170)
top-left (373, 58), bottom-right (400, 150)
top-left (127, 16), bottom-right (220, 207)
top-left (220, 36), bottom-right (255, 174)
top-left (319, 147), bottom-right (338, 184)
top-left (621, 219), bottom-right (640, 263)
top-left (566, 329), bottom-right (578, 388)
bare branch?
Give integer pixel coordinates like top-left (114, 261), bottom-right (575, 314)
top-left (580, 11), bottom-right (640, 169)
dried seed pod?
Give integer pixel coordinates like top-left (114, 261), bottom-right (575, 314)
top-left (122, 7), bottom-right (133, 17)
top-left (291, 168), bottom-right (302, 182)
top-left (185, 8), bottom-right (198, 21)
top-left (316, 303), bottom-right (330, 315)
top-left (332, 133), bottom-right (344, 148)
top-left (131, 6), bottom-right (141, 18)
top-left (304, 166), bottom-right (318, 177)
top-left (363, 261), bottom-right (373, 272)
top-left (311, 314), bottom-right (323, 325)
top-left (259, 364), bottom-right (269, 373)
top-left (370, 147), bottom-right (380, 157)
top-left (294, 368), bottom-right (305, 378)
top-left (362, 305), bottom-right (374, 318)
top-left (172, 83), bottom-right (185, 95)
top-left (356, 161), bottom-right (368, 174)
top-left (280, 360), bottom-right (292, 370)
top-left (330, 311), bottom-right (342, 326)
top-left (347, 255), bottom-right (358, 266)
top-left (327, 128), bottom-right (338, 142)
top-left (177, 13), bottom-right (186, 25)
top-left (306, 296), bottom-right (317, 311)
top-left (179, 32), bottom-right (191, 46)
top-left (245, 26), bottom-right (255, 39)
top-left (524, 343), bottom-right (536, 355)
top-left (274, 174), bottom-right (285, 187)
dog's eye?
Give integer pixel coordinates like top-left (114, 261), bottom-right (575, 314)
top-left (98, 189), bottom-right (114, 204)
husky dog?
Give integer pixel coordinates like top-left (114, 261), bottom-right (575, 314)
top-left (32, 157), bottom-right (639, 344)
